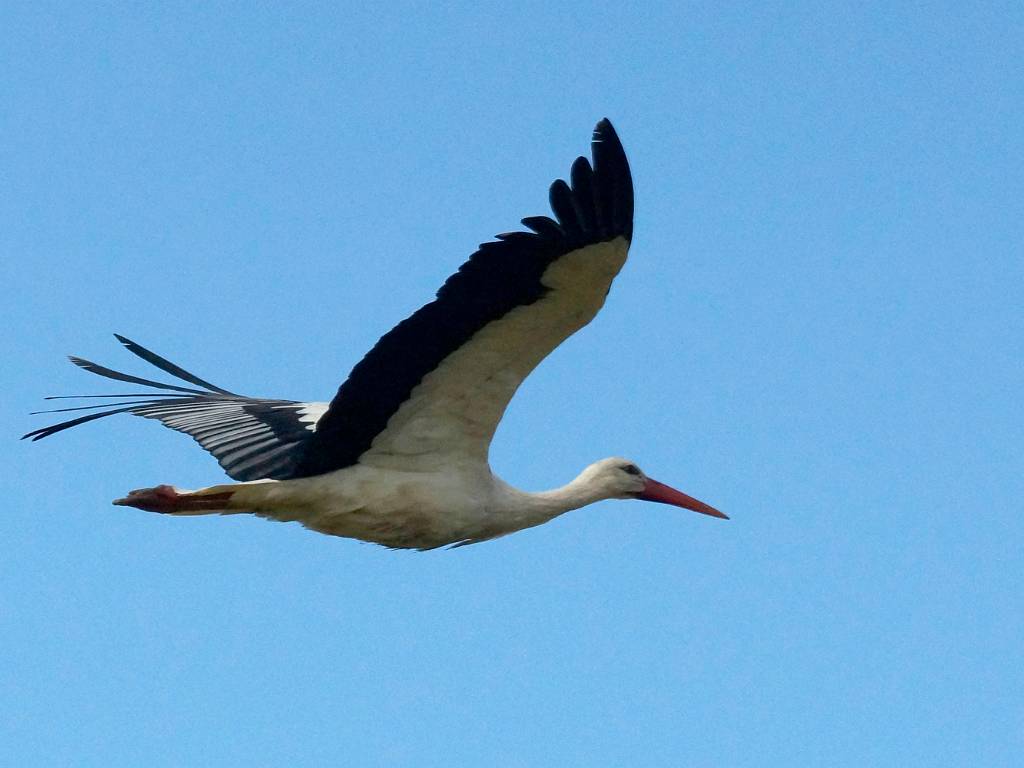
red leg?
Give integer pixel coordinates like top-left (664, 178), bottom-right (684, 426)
top-left (113, 485), bottom-right (234, 514)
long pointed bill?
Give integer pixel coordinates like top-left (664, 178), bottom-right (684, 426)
top-left (638, 478), bottom-right (728, 519)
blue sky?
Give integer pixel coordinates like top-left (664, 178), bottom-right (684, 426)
top-left (3, 2), bottom-right (1021, 765)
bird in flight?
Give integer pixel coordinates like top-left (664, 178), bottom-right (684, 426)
top-left (25, 119), bottom-right (726, 549)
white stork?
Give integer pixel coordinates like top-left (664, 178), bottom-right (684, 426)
top-left (25, 119), bottom-right (726, 549)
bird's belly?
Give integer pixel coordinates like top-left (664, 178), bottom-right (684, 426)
top-left (257, 467), bottom-right (499, 549)
top-left (307, 504), bottom-right (482, 549)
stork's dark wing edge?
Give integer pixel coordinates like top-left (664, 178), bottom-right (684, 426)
top-left (293, 118), bottom-right (633, 477)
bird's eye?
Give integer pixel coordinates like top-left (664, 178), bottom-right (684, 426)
top-left (621, 464), bottom-right (640, 476)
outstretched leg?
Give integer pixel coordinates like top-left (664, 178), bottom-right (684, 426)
top-left (113, 484), bottom-right (236, 515)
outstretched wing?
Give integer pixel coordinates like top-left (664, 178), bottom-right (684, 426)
top-left (27, 119), bottom-right (633, 482)
top-left (293, 118), bottom-right (633, 477)
top-left (24, 335), bottom-right (326, 482)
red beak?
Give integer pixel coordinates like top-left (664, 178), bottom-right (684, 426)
top-left (637, 478), bottom-right (728, 519)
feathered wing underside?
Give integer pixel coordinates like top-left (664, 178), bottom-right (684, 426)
top-left (25, 118), bottom-right (633, 482)
top-left (23, 335), bottom-right (326, 481)
top-left (357, 238), bottom-right (629, 468)
top-left (294, 118), bottom-right (634, 476)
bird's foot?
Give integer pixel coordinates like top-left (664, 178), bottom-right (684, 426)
top-left (113, 484), bottom-right (181, 513)
top-left (113, 485), bottom-right (233, 514)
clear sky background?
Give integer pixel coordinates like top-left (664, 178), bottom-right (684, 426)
top-left (3, 3), bottom-right (1021, 766)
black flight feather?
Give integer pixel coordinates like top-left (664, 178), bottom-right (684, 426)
top-left (292, 118), bottom-right (633, 478)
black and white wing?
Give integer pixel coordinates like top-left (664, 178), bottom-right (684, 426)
top-left (24, 335), bottom-right (326, 482)
top-left (292, 118), bottom-right (634, 477)
top-left (26, 118), bottom-right (633, 482)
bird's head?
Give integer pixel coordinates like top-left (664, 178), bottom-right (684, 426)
top-left (582, 457), bottom-right (728, 519)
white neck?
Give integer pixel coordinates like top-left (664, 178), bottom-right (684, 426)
top-left (494, 470), bottom-right (612, 532)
